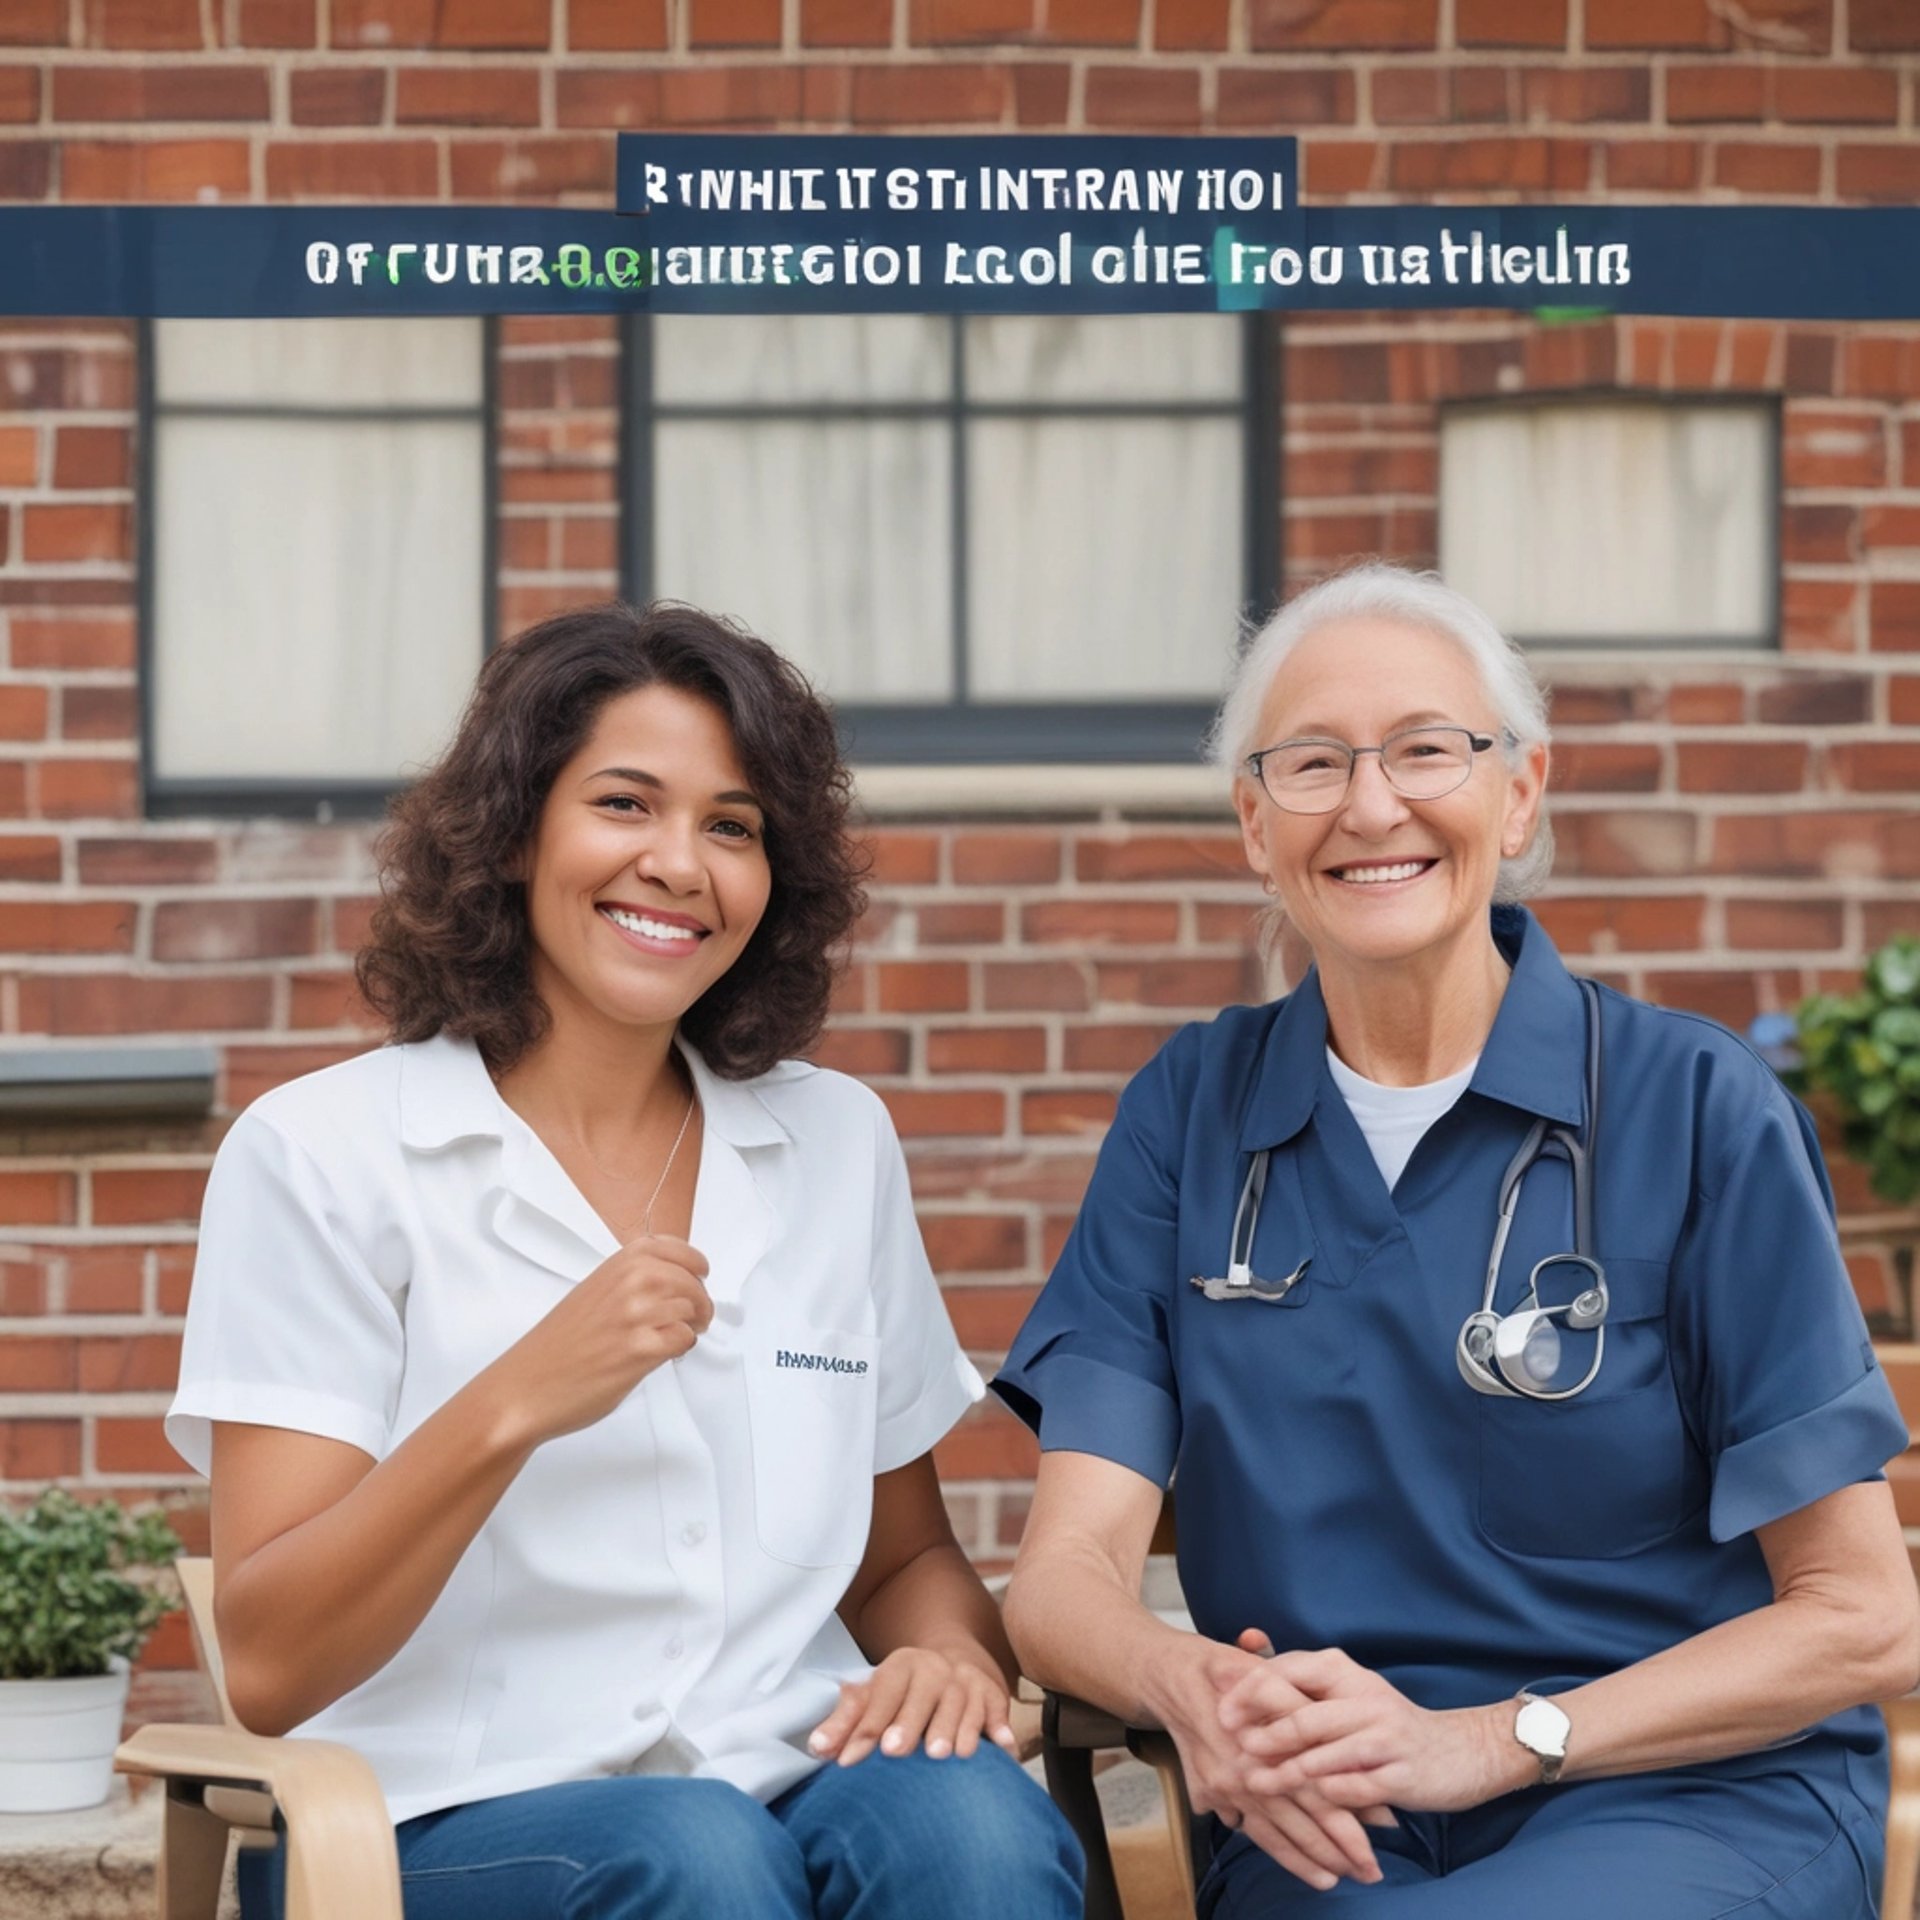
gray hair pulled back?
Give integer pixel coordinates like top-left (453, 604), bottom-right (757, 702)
top-left (1207, 563), bottom-right (1554, 903)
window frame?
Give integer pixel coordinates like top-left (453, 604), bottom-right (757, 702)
top-left (1436, 389), bottom-right (1783, 655)
top-left (138, 315), bottom-right (501, 822)
top-left (620, 312), bottom-right (1282, 764)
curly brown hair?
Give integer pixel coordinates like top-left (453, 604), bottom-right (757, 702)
top-left (356, 601), bottom-right (867, 1080)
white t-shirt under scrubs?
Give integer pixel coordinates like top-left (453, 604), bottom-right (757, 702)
top-left (168, 1033), bottom-right (984, 1825)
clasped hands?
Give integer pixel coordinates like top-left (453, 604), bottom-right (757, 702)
top-left (1177, 1630), bottom-right (1513, 1893)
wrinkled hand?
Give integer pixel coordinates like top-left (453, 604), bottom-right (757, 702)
top-left (1162, 1631), bottom-right (1395, 1894)
top-left (1219, 1646), bottom-right (1509, 1816)
top-left (808, 1647), bottom-right (1019, 1766)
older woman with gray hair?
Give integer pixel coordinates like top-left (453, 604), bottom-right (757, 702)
top-left (996, 563), bottom-right (1916, 1917)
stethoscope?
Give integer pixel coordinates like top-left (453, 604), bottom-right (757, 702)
top-left (1192, 977), bottom-right (1609, 1402)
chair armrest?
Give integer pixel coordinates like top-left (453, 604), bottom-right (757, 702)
top-left (117, 1724), bottom-right (402, 1920)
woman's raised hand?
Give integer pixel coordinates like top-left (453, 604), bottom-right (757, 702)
top-left (483, 1235), bottom-right (713, 1446)
top-left (807, 1647), bottom-right (1021, 1766)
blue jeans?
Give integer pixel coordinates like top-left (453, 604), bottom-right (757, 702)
top-left (237, 1745), bottom-right (1083, 1919)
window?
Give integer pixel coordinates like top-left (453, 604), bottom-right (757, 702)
top-left (626, 314), bottom-right (1276, 761)
top-left (143, 318), bottom-right (494, 817)
top-left (1438, 397), bottom-right (1777, 648)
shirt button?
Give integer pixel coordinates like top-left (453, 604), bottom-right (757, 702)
top-left (664, 1635), bottom-right (684, 1661)
top-left (680, 1522), bottom-right (707, 1547)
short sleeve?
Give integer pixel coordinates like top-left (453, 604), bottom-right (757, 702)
top-left (166, 1112), bottom-right (405, 1476)
top-left (992, 1034), bottom-right (1187, 1489)
top-left (1669, 1079), bottom-right (1907, 1542)
top-left (868, 1109), bottom-right (985, 1474)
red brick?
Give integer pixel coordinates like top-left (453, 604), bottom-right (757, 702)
top-left (1289, 443), bottom-right (1435, 497)
top-left (1889, 676), bottom-right (1920, 725)
top-left (949, 831), bottom-right (1059, 884)
top-left (567, 0), bottom-right (667, 47)
top-left (1782, 577), bottom-right (1861, 654)
top-left (1712, 142), bottom-right (1821, 196)
top-left (1755, 674), bottom-right (1871, 725)
top-left (1708, 811), bottom-right (1917, 880)
top-left (867, 829), bottom-right (942, 884)
top-left (851, 63), bottom-right (1009, 123)
top-left (1641, 971), bottom-right (1764, 1029)
top-left (1675, 741), bottom-right (1809, 793)
top-left (266, 139), bottom-right (439, 198)
top-left (933, 1403), bottom-right (1038, 1479)
top-left (1776, 64), bottom-right (1898, 123)
top-left (0, 1171), bottom-right (76, 1227)
top-left (552, 67), bottom-right (660, 126)
top-left (289, 68), bottom-right (386, 124)
top-left (878, 1088), bottom-right (1005, 1137)
top-left (0, 0), bottom-right (66, 44)
top-left (1084, 65), bottom-right (1200, 127)
top-left (1304, 140), bottom-right (1382, 195)
top-left (17, 973), bottom-right (277, 1036)
top-left (395, 66), bottom-right (541, 125)
top-left (920, 1215), bottom-right (1027, 1273)
top-left (233, 0), bottom-right (315, 42)
top-left (927, 1025), bottom-right (1048, 1073)
top-left (1862, 506), bottom-right (1920, 555)
top-left (655, 66), bottom-right (809, 127)
top-left (1012, 63), bottom-right (1070, 122)
top-left (690, 0), bottom-right (781, 41)
top-left (1782, 503), bottom-right (1856, 567)
top-left (1457, 0), bottom-right (1563, 43)
top-left (0, 835), bottom-right (62, 881)
top-left (910, 0), bottom-right (1032, 39)
top-left (1826, 743), bottom-right (1920, 790)
top-left (289, 969), bottom-right (377, 1029)
top-left (1531, 894), bottom-right (1705, 954)
top-left (1664, 64), bottom-right (1766, 121)
top-left (0, 139), bottom-right (52, 196)
top-left (943, 1284), bottom-right (1040, 1348)
top-left (1095, 957), bottom-right (1252, 1007)
top-left (0, 66), bottom-right (39, 120)
top-left (1551, 737), bottom-right (1658, 791)
top-left (61, 139), bottom-right (250, 200)
top-left (21, 501), bottom-right (130, 563)
top-left (0, 1336), bottom-right (78, 1391)
top-left (1156, 0), bottom-right (1227, 47)
top-left (0, 1420), bottom-right (80, 1480)
top-left (1371, 66), bottom-right (1446, 124)
top-left (1022, 1088), bottom-right (1118, 1137)
top-left (1059, 1022), bottom-right (1175, 1072)
top-left (63, 1246), bottom-right (145, 1314)
top-left (1849, 335), bottom-right (1920, 398)
top-left (150, 897), bottom-right (318, 962)
top-left (1606, 139), bottom-right (1702, 191)
top-left (1553, 810), bottom-right (1699, 878)
top-left (0, 901), bottom-right (135, 954)
top-left (331, 0), bottom-right (551, 45)
top-left (916, 901), bottom-right (1006, 944)
top-left (224, 1043), bottom-right (368, 1109)
top-left (75, 836), bottom-right (217, 885)
top-left (1837, 146), bottom-right (1920, 203)
top-left (1216, 67), bottom-right (1354, 126)
top-left (94, 1417), bottom-right (178, 1475)
top-left (1784, 329), bottom-right (1837, 394)
top-left (1587, 0), bottom-right (1829, 50)
top-left (32, 757), bottom-right (137, 820)
top-left (1868, 582), bottom-right (1920, 651)
top-left (981, 959), bottom-right (1092, 1012)
top-left (1782, 408), bottom-right (1885, 488)
top-left (80, 0), bottom-right (204, 48)
top-left (808, 1027), bottom-right (909, 1076)
top-left (1075, 832), bottom-right (1245, 882)
top-left (1021, 899), bottom-right (1180, 945)
top-left (1251, 0), bottom-right (1437, 49)
top-left (8, 618), bottom-right (135, 672)
top-left (1390, 136), bottom-right (1592, 192)
top-left (874, 960), bottom-right (970, 1013)
top-left (1518, 66), bottom-right (1647, 120)
top-left (0, 424), bottom-right (35, 484)
top-left (78, 1332), bottom-right (184, 1387)
top-left (1850, 0), bottom-right (1920, 49)
top-left (0, 684), bottom-right (47, 740)
top-left (50, 425), bottom-right (131, 490)
top-left (52, 65), bottom-right (269, 120)
top-left (800, 0), bottom-right (890, 44)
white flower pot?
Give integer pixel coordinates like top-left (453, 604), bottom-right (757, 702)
top-left (0, 1656), bottom-right (131, 1812)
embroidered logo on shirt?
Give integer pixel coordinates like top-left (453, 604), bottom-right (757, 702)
top-left (775, 1349), bottom-right (869, 1375)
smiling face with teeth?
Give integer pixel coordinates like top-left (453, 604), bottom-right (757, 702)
top-left (1234, 616), bottom-right (1547, 984)
top-left (521, 682), bottom-right (773, 1047)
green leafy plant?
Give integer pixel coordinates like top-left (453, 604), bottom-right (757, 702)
top-left (0, 1489), bottom-right (182, 1681)
top-left (1793, 934), bottom-right (1920, 1208)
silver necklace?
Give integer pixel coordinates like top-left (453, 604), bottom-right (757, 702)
top-left (568, 1079), bottom-right (698, 1239)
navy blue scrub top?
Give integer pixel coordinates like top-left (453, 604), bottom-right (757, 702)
top-left (995, 905), bottom-right (1907, 1813)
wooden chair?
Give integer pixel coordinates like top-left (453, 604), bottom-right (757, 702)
top-left (1042, 1530), bottom-right (1920, 1920)
top-left (113, 1558), bottom-right (403, 1920)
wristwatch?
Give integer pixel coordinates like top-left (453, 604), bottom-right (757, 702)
top-left (1512, 1690), bottom-right (1571, 1786)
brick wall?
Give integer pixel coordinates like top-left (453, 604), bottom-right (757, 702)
top-left (2, 1), bottom-right (1918, 1719)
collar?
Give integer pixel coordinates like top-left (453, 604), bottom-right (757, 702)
top-left (397, 1029), bottom-right (793, 1153)
top-left (1237, 904), bottom-right (1587, 1152)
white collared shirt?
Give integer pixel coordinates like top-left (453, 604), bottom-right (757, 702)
top-left (167, 1034), bottom-right (984, 1825)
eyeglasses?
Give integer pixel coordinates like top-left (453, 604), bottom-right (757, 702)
top-left (1245, 725), bottom-right (1510, 815)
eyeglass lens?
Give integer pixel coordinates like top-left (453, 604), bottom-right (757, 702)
top-left (1260, 727), bottom-right (1480, 812)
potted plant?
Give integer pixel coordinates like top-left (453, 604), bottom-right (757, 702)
top-left (0, 1488), bottom-right (182, 1813)
top-left (1781, 934), bottom-right (1920, 1333)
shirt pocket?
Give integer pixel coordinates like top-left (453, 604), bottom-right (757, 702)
top-left (743, 1326), bottom-right (880, 1568)
top-left (1476, 1304), bottom-right (1702, 1560)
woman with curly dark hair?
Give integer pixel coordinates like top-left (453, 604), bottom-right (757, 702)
top-left (167, 603), bottom-right (1082, 1920)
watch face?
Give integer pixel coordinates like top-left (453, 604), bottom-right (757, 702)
top-left (1516, 1696), bottom-right (1571, 1757)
